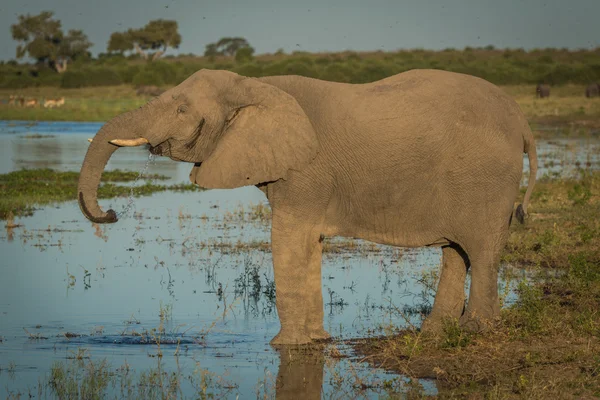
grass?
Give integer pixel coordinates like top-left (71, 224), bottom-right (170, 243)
top-left (504, 84), bottom-right (600, 130)
top-left (0, 168), bottom-right (202, 220)
top-left (2, 84), bottom-right (600, 130)
top-left (352, 251), bottom-right (600, 398)
top-left (352, 170), bottom-right (600, 398)
top-left (502, 170), bottom-right (600, 268)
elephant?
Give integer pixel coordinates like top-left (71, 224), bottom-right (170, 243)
top-left (536, 83), bottom-right (550, 98)
top-left (585, 83), bottom-right (600, 98)
top-left (78, 68), bottom-right (538, 345)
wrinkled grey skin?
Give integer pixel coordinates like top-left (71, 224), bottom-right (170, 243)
top-left (78, 69), bottom-right (538, 345)
top-left (585, 83), bottom-right (600, 98)
top-left (536, 83), bottom-right (551, 98)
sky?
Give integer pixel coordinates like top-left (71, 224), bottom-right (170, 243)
top-left (0, 0), bottom-right (599, 61)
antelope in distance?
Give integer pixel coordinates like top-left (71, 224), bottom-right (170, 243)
top-left (7, 95), bottom-right (25, 106)
top-left (24, 98), bottom-right (39, 107)
top-left (43, 97), bottom-right (65, 108)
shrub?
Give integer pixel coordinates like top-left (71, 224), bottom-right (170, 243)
top-left (61, 68), bottom-right (122, 88)
top-left (320, 64), bottom-right (354, 83)
top-left (235, 47), bottom-right (255, 64)
top-left (144, 61), bottom-right (178, 84)
top-left (132, 70), bottom-right (164, 86)
top-left (116, 65), bottom-right (141, 83)
top-left (355, 62), bottom-right (397, 83)
top-left (60, 71), bottom-right (86, 88)
top-left (0, 73), bottom-right (39, 88)
top-left (232, 63), bottom-right (263, 77)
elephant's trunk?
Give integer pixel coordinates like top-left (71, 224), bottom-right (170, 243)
top-left (77, 110), bottom-right (148, 224)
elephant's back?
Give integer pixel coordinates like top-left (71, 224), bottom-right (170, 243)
top-left (351, 69), bottom-right (527, 154)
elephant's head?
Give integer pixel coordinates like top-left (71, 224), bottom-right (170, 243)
top-left (78, 69), bottom-right (318, 224)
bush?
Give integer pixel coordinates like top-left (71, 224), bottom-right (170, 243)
top-left (235, 47), bottom-right (255, 64)
top-left (61, 68), bottom-right (122, 88)
top-left (144, 61), bottom-right (178, 84)
top-left (320, 64), bottom-right (355, 83)
top-left (36, 72), bottom-right (62, 87)
top-left (355, 62), bottom-right (397, 83)
top-left (132, 70), bottom-right (164, 86)
top-left (0, 73), bottom-right (40, 88)
top-left (115, 65), bottom-right (141, 83)
top-left (232, 63), bottom-right (263, 77)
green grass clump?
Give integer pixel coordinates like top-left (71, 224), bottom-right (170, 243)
top-left (502, 170), bottom-right (600, 268)
top-left (0, 168), bottom-right (201, 220)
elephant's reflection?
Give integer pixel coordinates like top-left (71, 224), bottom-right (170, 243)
top-left (274, 344), bottom-right (325, 400)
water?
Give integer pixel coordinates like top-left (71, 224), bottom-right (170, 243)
top-left (1, 120), bottom-right (598, 398)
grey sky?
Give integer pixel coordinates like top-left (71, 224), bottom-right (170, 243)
top-left (1, 0), bottom-right (598, 61)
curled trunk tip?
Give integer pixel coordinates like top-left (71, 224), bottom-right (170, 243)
top-left (78, 192), bottom-right (118, 223)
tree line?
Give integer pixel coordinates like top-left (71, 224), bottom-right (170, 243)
top-left (9, 11), bottom-right (254, 73)
top-left (4, 11), bottom-right (600, 89)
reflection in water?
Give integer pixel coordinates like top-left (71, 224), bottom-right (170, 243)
top-left (93, 222), bottom-right (108, 242)
top-left (275, 345), bottom-right (325, 400)
top-left (13, 137), bottom-right (64, 170)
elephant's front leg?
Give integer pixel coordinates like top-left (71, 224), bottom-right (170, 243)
top-left (269, 214), bottom-right (329, 345)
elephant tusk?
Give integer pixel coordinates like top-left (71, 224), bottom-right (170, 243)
top-left (87, 138), bottom-right (93, 143)
top-left (109, 138), bottom-right (150, 147)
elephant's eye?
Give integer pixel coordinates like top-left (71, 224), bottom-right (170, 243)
top-left (177, 105), bottom-right (188, 114)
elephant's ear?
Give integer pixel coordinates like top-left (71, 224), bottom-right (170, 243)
top-left (190, 77), bottom-right (319, 189)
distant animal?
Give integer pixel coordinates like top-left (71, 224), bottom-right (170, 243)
top-left (136, 85), bottom-right (164, 97)
top-left (585, 83), bottom-right (600, 98)
top-left (44, 97), bottom-right (66, 108)
top-left (9, 95), bottom-right (25, 106)
top-left (536, 84), bottom-right (550, 98)
top-left (24, 98), bottom-right (39, 107)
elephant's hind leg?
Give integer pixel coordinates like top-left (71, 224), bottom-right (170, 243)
top-left (269, 213), bottom-right (329, 345)
top-left (459, 231), bottom-right (508, 332)
top-left (421, 243), bottom-right (468, 333)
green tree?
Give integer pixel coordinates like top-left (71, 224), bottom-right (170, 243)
top-left (204, 43), bottom-right (219, 58)
top-left (107, 19), bottom-right (181, 61)
top-left (107, 31), bottom-right (133, 54)
top-left (10, 11), bottom-right (92, 73)
top-left (203, 37), bottom-right (254, 58)
top-left (235, 47), bottom-right (255, 63)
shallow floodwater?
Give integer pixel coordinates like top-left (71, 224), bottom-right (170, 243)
top-left (0, 121), bottom-right (598, 398)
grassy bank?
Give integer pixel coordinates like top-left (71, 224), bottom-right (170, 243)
top-left (0, 169), bottom-right (201, 220)
top-left (353, 171), bottom-right (600, 397)
top-left (2, 84), bottom-right (600, 131)
top-left (0, 86), bottom-right (145, 122)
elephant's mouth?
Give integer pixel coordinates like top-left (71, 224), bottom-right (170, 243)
top-left (149, 141), bottom-right (171, 157)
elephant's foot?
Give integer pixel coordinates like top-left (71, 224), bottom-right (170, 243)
top-left (309, 328), bottom-right (331, 341)
top-left (458, 311), bottom-right (500, 333)
top-left (421, 312), bottom-right (465, 335)
top-left (270, 329), bottom-right (313, 346)
top-left (420, 314), bottom-right (446, 334)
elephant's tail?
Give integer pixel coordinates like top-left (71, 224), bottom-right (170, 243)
top-left (516, 129), bottom-right (538, 224)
